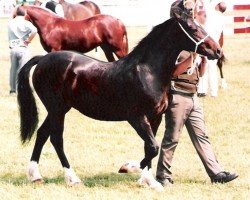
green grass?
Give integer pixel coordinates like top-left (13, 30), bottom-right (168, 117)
top-left (0, 18), bottom-right (249, 199)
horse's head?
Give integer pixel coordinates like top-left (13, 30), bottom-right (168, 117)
top-left (58, 0), bottom-right (65, 4)
top-left (175, 16), bottom-right (222, 60)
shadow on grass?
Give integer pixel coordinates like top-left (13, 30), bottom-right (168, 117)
top-left (0, 172), bottom-right (139, 188)
top-left (83, 173), bottom-right (139, 188)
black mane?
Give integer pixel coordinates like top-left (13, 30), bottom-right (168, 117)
top-left (122, 18), bottom-right (176, 67)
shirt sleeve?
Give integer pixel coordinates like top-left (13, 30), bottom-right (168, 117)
top-left (55, 4), bottom-right (64, 17)
top-left (25, 21), bottom-right (38, 35)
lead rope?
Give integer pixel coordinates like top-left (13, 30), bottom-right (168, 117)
top-left (187, 53), bottom-right (196, 75)
top-left (178, 22), bottom-right (209, 75)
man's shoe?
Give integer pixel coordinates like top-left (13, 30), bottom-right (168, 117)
top-left (156, 177), bottom-right (173, 187)
top-left (211, 171), bottom-right (238, 184)
top-left (197, 93), bottom-right (206, 97)
top-left (9, 90), bottom-right (16, 96)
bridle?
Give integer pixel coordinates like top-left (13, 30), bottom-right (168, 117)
top-left (177, 21), bottom-right (209, 75)
top-left (178, 21), bottom-right (209, 53)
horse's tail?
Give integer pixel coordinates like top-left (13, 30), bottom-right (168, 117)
top-left (17, 55), bottom-right (43, 144)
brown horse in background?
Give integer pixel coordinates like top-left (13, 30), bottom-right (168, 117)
top-left (79, 1), bottom-right (101, 15)
top-left (20, 6), bottom-right (128, 61)
top-left (58, 0), bottom-right (97, 20)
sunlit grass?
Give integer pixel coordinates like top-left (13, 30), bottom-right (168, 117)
top-left (0, 18), bottom-right (249, 199)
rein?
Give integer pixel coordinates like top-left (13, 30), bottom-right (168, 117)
top-left (178, 22), bottom-right (209, 75)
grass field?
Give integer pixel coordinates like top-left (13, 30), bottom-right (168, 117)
top-left (0, 18), bottom-right (249, 199)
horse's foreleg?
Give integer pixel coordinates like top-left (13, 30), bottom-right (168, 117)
top-left (129, 116), bottom-right (159, 170)
top-left (100, 44), bottom-right (116, 62)
top-left (127, 116), bottom-right (163, 191)
top-left (145, 115), bottom-right (163, 169)
top-left (217, 59), bottom-right (228, 88)
top-left (119, 116), bottom-right (160, 173)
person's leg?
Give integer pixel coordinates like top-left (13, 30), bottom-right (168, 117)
top-left (9, 49), bottom-right (18, 93)
top-left (15, 48), bottom-right (31, 92)
top-left (207, 59), bottom-right (218, 97)
top-left (19, 47), bottom-right (31, 68)
top-left (156, 94), bottom-right (192, 181)
top-left (185, 96), bottom-right (222, 177)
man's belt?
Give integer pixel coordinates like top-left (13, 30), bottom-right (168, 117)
top-left (9, 39), bottom-right (25, 49)
top-left (170, 90), bottom-right (194, 97)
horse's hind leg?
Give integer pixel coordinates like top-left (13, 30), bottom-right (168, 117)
top-left (100, 44), bottom-right (115, 62)
top-left (28, 116), bottom-right (51, 182)
top-left (48, 112), bottom-right (81, 185)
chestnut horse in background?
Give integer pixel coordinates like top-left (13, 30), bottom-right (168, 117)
top-left (79, 1), bottom-right (101, 15)
top-left (58, 0), bottom-right (99, 20)
top-left (20, 6), bottom-right (128, 61)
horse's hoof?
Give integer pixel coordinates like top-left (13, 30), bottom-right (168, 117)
top-left (118, 161), bottom-right (141, 174)
top-left (152, 184), bottom-right (164, 192)
top-left (118, 164), bottom-right (129, 173)
top-left (67, 180), bottom-right (81, 187)
top-left (64, 167), bottom-right (81, 186)
top-left (32, 179), bottom-right (44, 184)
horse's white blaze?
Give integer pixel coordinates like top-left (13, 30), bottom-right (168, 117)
top-left (27, 161), bottom-right (43, 182)
top-left (138, 167), bottom-right (164, 192)
top-left (64, 167), bottom-right (81, 185)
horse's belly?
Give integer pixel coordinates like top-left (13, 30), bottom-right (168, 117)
top-left (72, 96), bottom-right (128, 121)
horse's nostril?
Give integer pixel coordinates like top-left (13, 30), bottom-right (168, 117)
top-left (216, 49), bottom-right (221, 56)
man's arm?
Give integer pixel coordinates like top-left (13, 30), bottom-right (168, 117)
top-left (198, 56), bottom-right (207, 77)
top-left (172, 54), bottom-right (193, 77)
top-left (24, 22), bottom-right (37, 45)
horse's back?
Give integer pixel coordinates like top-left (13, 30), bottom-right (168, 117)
top-left (62, 1), bottom-right (93, 20)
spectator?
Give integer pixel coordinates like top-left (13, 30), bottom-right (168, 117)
top-left (38, 0), bottom-right (64, 17)
top-left (198, 0), bottom-right (227, 97)
top-left (8, 7), bottom-right (37, 94)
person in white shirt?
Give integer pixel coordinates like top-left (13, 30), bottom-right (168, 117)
top-left (38, 0), bottom-right (64, 17)
top-left (8, 7), bottom-right (37, 94)
top-left (198, 0), bottom-right (226, 97)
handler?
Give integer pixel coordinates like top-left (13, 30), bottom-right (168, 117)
top-left (156, 1), bottom-right (238, 185)
top-left (156, 50), bottom-right (238, 186)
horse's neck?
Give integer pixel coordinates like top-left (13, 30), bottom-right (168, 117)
top-left (123, 21), bottom-right (181, 86)
top-left (28, 9), bottom-right (54, 29)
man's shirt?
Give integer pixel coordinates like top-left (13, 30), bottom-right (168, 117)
top-left (8, 16), bottom-right (37, 48)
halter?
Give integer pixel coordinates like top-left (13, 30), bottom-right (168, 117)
top-left (178, 21), bottom-right (209, 75)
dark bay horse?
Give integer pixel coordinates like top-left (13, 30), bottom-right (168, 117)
top-left (58, 0), bottom-right (94, 20)
top-left (21, 6), bottom-right (128, 61)
top-left (17, 15), bottom-right (222, 185)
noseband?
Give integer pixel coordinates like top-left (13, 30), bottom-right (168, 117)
top-left (178, 22), bottom-right (209, 53)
